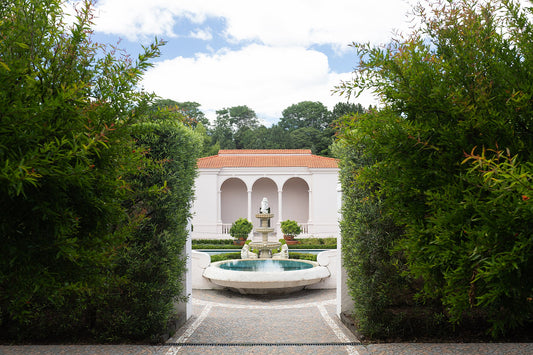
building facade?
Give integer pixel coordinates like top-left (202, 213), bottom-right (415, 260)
top-left (190, 149), bottom-right (340, 239)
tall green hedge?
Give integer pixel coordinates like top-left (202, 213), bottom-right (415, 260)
top-left (94, 116), bottom-right (201, 341)
top-left (0, 0), bottom-right (200, 342)
top-left (336, 0), bottom-right (533, 337)
top-left (333, 127), bottom-right (413, 339)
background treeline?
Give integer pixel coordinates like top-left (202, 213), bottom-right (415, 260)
top-left (154, 99), bottom-right (367, 157)
top-left (335, 0), bottom-right (532, 340)
top-left (0, 0), bottom-right (201, 342)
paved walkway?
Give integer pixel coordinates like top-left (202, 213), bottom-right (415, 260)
top-left (1, 289), bottom-right (532, 354)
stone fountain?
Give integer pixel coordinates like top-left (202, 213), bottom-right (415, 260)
top-left (202, 197), bottom-right (329, 294)
top-left (249, 197), bottom-right (281, 258)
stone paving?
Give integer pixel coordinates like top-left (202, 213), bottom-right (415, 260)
top-left (1, 288), bottom-right (532, 354)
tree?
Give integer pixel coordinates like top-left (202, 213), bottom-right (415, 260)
top-left (150, 99), bottom-right (208, 127)
top-left (332, 102), bottom-right (366, 119)
top-left (211, 112), bottom-right (235, 149)
top-left (212, 105), bottom-right (259, 149)
top-left (216, 105), bottom-right (259, 132)
top-left (279, 101), bottom-right (331, 130)
top-left (289, 127), bottom-right (321, 150)
top-left (263, 124), bottom-right (293, 149)
top-left (195, 122), bottom-right (218, 156)
top-left (335, 0), bottom-right (533, 336)
top-left (175, 101), bottom-right (209, 127)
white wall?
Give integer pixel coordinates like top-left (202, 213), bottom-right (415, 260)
top-left (309, 169), bottom-right (340, 237)
top-left (191, 251), bottom-right (223, 289)
top-left (307, 250), bottom-right (338, 289)
top-left (191, 171), bottom-right (218, 236)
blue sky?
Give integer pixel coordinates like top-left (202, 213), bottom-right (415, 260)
top-left (73, 0), bottom-right (417, 125)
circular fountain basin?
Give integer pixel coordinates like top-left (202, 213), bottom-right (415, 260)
top-left (203, 259), bottom-right (330, 294)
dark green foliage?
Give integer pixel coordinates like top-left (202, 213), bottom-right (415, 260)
top-left (288, 253), bottom-right (317, 261)
top-left (192, 245), bottom-right (238, 250)
top-left (199, 101), bottom-right (366, 157)
top-left (333, 127), bottom-right (413, 338)
top-left (192, 238), bottom-right (337, 250)
top-left (295, 237), bottom-right (337, 247)
top-left (211, 252), bottom-right (241, 262)
top-left (279, 101), bottom-right (332, 130)
top-left (229, 218), bottom-right (253, 240)
top-left (335, 0), bottom-right (533, 337)
top-left (0, 0), bottom-right (156, 341)
top-left (280, 220), bottom-right (301, 236)
top-left (97, 116), bottom-right (201, 341)
top-left (192, 239), bottom-right (235, 245)
top-left (0, 0), bottom-right (200, 343)
top-left (208, 251), bottom-right (316, 262)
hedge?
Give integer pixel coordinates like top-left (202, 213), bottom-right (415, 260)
top-left (99, 116), bottom-right (201, 341)
top-left (334, 0), bottom-right (533, 339)
top-left (0, 0), bottom-right (201, 342)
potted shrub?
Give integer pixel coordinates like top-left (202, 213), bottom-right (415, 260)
top-left (229, 218), bottom-right (253, 245)
top-left (280, 220), bottom-right (301, 245)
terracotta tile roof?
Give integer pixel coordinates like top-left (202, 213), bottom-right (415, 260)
top-left (218, 149), bottom-right (312, 155)
top-left (198, 149), bottom-right (338, 168)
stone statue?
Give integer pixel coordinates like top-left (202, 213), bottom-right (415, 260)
top-left (272, 244), bottom-right (289, 259)
top-left (241, 244), bottom-right (257, 259)
top-left (241, 244), bottom-right (250, 259)
top-left (260, 197), bottom-right (269, 214)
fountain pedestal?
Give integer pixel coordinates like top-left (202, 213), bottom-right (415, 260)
top-left (249, 213), bottom-right (281, 258)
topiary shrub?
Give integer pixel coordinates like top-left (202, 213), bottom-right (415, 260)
top-left (280, 220), bottom-right (301, 237)
top-left (229, 218), bottom-right (253, 243)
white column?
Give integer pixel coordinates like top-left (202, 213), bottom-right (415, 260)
top-left (247, 189), bottom-right (252, 221)
top-left (217, 189), bottom-right (222, 224)
top-left (277, 189), bottom-right (283, 236)
top-left (308, 189), bottom-right (313, 223)
top-left (336, 183), bottom-right (353, 316)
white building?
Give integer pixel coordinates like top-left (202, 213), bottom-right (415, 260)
top-left (190, 149), bottom-right (340, 239)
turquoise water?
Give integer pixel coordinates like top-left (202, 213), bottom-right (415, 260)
top-left (218, 259), bottom-right (314, 272)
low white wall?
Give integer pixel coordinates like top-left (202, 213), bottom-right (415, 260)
top-left (191, 249), bottom-right (338, 290)
top-left (307, 249), bottom-right (338, 289)
top-left (191, 250), bottom-right (223, 290)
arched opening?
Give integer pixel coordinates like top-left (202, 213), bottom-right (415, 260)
top-left (220, 178), bottom-right (247, 227)
top-left (282, 178), bottom-right (309, 233)
top-left (251, 178), bottom-right (278, 231)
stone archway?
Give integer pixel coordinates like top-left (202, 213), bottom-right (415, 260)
top-left (251, 178), bottom-right (278, 231)
top-left (220, 178), bottom-right (247, 226)
top-left (282, 177), bottom-right (309, 229)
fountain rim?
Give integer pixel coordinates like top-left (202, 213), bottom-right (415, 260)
top-left (203, 258), bottom-right (330, 286)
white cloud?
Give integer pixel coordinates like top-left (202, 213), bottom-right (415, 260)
top-left (141, 44), bottom-right (371, 124)
top-left (92, 0), bottom-right (416, 46)
top-left (93, 0), bottom-right (177, 40)
top-left (189, 28), bottom-right (213, 41)
top-left (216, 0), bottom-right (416, 48)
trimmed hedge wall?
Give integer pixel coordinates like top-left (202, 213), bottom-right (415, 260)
top-left (100, 118), bottom-right (201, 341)
top-left (0, 0), bottom-right (202, 343)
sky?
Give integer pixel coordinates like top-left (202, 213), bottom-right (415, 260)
top-left (74, 0), bottom-right (418, 125)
